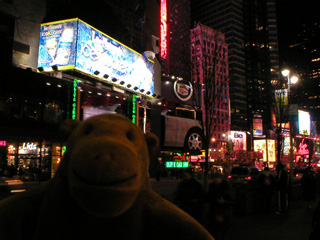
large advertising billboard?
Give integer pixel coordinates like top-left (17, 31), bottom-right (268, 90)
top-left (229, 131), bottom-right (247, 151)
top-left (254, 139), bottom-right (276, 162)
top-left (253, 114), bottom-right (263, 137)
top-left (38, 19), bottom-right (77, 70)
top-left (298, 110), bottom-right (310, 135)
top-left (38, 18), bottom-right (154, 96)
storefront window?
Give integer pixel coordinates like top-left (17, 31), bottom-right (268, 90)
top-left (82, 85), bottom-right (128, 120)
top-left (7, 143), bottom-right (16, 166)
top-left (51, 143), bottom-right (62, 178)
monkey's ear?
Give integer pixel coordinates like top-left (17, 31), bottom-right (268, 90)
top-left (59, 119), bottom-right (80, 141)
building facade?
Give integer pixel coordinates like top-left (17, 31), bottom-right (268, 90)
top-left (0, 0), bottom-right (161, 179)
top-left (191, 0), bottom-right (281, 149)
top-left (191, 23), bottom-right (230, 151)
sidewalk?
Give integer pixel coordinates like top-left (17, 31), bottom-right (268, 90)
top-left (226, 197), bottom-right (316, 240)
top-left (1, 176), bottom-right (316, 240)
top-left (150, 178), bottom-right (316, 240)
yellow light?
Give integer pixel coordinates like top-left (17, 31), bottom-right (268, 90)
top-left (211, 137), bottom-right (216, 142)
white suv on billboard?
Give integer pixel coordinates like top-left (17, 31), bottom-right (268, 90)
top-left (162, 108), bottom-right (204, 151)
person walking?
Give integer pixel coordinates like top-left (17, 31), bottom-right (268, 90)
top-left (257, 166), bottom-right (276, 214)
top-left (174, 168), bottom-right (205, 223)
top-left (301, 167), bottom-right (317, 210)
top-left (275, 164), bottom-right (291, 214)
top-left (205, 175), bottom-right (235, 240)
top-left (310, 200), bottom-right (320, 240)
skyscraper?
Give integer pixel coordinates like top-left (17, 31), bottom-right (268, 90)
top-left (191, 23), bottom-right (230, 148)
top-left (191, 0), bottom-right (281, 142)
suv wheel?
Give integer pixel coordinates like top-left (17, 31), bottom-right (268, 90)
top-left (185, 129), bottom-right (204, 151)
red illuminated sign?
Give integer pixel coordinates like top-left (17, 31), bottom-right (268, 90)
top-left (297, 139), bottom-right (310, 155)
top-left (160, 0), bottom-right (167, 59)
top-left (0, 141), bottom-right (6, 147)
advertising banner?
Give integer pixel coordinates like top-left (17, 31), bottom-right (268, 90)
top-left (253, 115), bottom-right (263, 137)
top-left (254, 139), bottom-right (276, 162)
top-left (38, 19), bottom-right (154, 96)
top-left (38, 19), bottom-right (78, 71)
top-left (229, 131), bottom-right (247, 151)
top-left (298, 110), bottom-right (310, 135)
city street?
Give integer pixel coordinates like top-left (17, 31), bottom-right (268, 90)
top-left (150, 178), bottom-right (316, 240)
top-left (0, 177), bottom-right (317, 240)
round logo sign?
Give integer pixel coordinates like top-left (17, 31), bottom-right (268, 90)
top-left (173, 80), bottom-right (193, 101)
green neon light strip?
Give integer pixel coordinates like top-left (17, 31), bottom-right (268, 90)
top-left (132, 94), bottom-right (137, 124)
top-left (62, 146), bottom-right (67, 153)
top-left (165, 162), bottom-right (189, 168)
top-left (72, 79), bottom-right (81, 120)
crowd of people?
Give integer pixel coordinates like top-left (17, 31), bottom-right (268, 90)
top-left (174, 168), bottom-right (235, 240)
top-left (173, 164), bottom-right (320, 240)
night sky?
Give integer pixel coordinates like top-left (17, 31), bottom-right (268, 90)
top-left (276, 0), bottom-right (320, 66)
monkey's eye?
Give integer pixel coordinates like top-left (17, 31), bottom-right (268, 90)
top-left (83, 124), bottom-right (94, 136)
top-left (126, 131), bottom-right (135, 141)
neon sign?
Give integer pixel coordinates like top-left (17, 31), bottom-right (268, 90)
top-left (72, 79), bottom-right (80, 120)
top-left (62, 146), bottom-right (67, 153)
top-left (160, 0), bottom-right (167, 59)
top-left (0, 141), bottom-right (6, 147)
top-left (22, 143), bottom-right (37, 150)
top-left (298, 139), bottom-right (309, 155)
top-left (166, 161), bottom-right (189, 168)
top-left (132, 94), bottom-right (137, 124)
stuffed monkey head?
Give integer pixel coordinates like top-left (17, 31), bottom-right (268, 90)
top-left (58, 114), bottom-right (158, 218)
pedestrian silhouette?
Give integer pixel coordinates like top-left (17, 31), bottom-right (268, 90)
top-left (257, 166), bottom-right (276, 214)
top-left (174, 168), bottom-right (205, 223)
top-left (310, 200), bottom-right (320, 240)
top-left (301, 167), bottom-right (317, 210)
top-left (205, 175), bottom-right (235, 240)
top-left (275, 164), bottom-right (291, 214)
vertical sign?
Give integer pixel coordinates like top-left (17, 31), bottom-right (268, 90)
top-left (298, 110), bottom-right (310, 135)
top-left (253, 114), bottom-right (263, 137)
top-left (38, 19), bottom-right (77, 71)
top-left (72, 79), bottom-right (80, 120)
top-left (132, 94), bottom-right (137, 124)
top-left (160, 0), bottom-right (167, 59)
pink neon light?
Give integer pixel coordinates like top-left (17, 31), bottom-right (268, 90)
top-left (160, 0), bottom-right (167, 59)
top-left (298, 139), bottom-right (309, 155)
top-left (0, 141), bottom-right (7, 147)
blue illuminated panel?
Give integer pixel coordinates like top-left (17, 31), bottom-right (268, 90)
top-left (38, 19), bottom-right (78, 71)
top-left (38, 19), bottom-right (154, 96)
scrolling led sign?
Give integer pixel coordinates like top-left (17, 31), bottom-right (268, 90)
top-left (160, 0), bottom-right (167, 59)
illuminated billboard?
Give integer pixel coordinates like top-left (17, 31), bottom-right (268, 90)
top-left (254, 139), bottom-right (276, 162)
top-left (229, 131), bottom-right (247, 151)
top-left (253, 115), bottom-right (263, 137)
top-left (38, 18), bottom-right (154, 96)
top-left (38, 19), bottom-right (77, 70)
top-left (165, 161), bottom-right (189, 168)
top-left (298, 110), bottom-right (310, 135)
top-left (160, 0), bottom-right (167, 59)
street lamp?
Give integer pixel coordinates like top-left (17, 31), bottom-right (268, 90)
top-left (281, 69), bottom-right (298, 180)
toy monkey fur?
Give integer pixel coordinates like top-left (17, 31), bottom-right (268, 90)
top-left (0, 114), bottom-right (213, 240)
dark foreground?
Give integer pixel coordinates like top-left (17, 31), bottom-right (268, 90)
top-left (151, 178), bottom-right (316, 240)
top-left (0, 177), bottom-right (317, 240)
